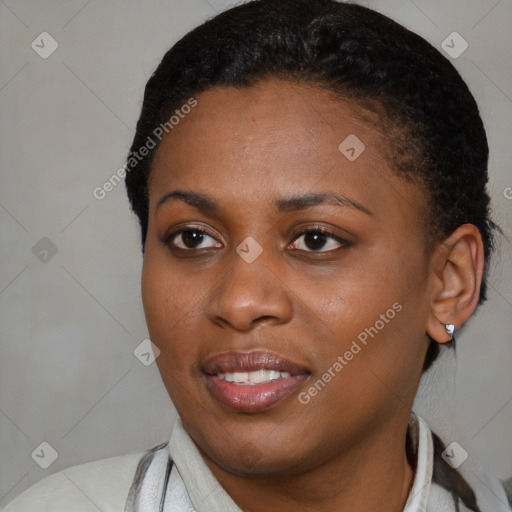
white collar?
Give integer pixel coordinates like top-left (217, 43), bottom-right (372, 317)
top-left (404, 413), bottom-right (434, 512)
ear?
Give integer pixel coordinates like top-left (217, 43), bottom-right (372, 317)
top-left (426, 224), bottom-right (485, 344)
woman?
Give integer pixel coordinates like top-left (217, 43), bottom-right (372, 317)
top-left (4, 0), bottom-right (510, 510)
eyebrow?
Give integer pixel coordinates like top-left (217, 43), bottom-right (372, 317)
top-left (156, 190), bottom-right (372, 216)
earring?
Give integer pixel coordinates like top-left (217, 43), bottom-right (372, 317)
top-left (445, 324), bottom-right (455, 343)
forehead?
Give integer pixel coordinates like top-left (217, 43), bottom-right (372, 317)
top-left (148, 78), bottom-right (424, 228)
top-left (151, 80), bottom-right (387, 181)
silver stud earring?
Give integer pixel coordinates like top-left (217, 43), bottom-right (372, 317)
top-left (445, 324), bottom-right (455, 342)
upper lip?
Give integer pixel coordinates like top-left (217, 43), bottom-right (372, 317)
top-left (202, 350), bottom-right (309, 376)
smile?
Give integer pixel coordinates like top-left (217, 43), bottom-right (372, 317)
top-left (203, 351), bottom-right (309, 412)
top-left (217, 369), bottom-right (292, 385)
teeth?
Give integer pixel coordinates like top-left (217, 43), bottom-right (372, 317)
top-left (248, 370), bottom-right (268, 384)
top-left (217, 369), bottom-right (293, 385)
top-left (233, 372), bottom-right (248, 383)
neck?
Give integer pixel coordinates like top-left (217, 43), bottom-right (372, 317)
top-left (202, 413), bottom-right (415, 512)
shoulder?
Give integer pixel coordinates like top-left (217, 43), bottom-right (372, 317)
top-left (2, 450), bottom-right (147, 512)
top-left (428, 429), bottom-right (511, 512)
top-left (428, 476), bottom-right (512, 512)
top-left (413, 414), bottom-right (511, 512)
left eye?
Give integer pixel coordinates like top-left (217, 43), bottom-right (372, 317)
top-left (290, 230), bottom-right (347, 252)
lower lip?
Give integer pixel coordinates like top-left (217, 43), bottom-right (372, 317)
top-left (205, 375), bottom-right (309, 412)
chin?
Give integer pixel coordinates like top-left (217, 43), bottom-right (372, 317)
top-left (194, 425), bottom-right (313, 478)
top-left (210, 446), bottom-right (308, 478)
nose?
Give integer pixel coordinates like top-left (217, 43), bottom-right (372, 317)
top-left (206, 246), bottom-right (293, 332)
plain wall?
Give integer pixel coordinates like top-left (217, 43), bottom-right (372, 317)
top-left (1, 0), bottom-right (511, 506)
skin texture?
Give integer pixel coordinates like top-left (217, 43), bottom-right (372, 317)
top-left (141, 78), bottom-right (484, 511)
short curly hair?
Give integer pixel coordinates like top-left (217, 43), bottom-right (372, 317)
top-left (125, 0), bottom-right (497, 371)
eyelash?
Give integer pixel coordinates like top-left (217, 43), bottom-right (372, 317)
top-left (161, 225), bottom-right (351, 254)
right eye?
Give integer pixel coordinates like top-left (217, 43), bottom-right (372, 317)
top-left (165, 227), bottom-right (222, 250)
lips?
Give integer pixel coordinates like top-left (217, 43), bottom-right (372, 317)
top-left (202, 351), bottom-right (309, 413)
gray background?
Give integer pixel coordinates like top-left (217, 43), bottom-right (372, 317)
top-left (1, 0), bottom-right (511, 506)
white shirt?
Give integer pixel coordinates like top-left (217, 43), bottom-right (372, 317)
top-left (3, 413), bottom-right (510, 511)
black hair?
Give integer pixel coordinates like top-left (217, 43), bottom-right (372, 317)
top-left (125, 3), bottom-right (497, 507)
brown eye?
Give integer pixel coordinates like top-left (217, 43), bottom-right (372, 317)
top-left (168, 228), bottom-right (222, 250)
top-left (290, 229), bottom-right (348, 252)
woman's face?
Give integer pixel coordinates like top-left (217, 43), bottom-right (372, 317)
top-left (142, 78), bottom-right (433, 475)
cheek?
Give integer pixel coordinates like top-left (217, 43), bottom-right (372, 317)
top-left (299, 256), bottom-right (395, 342)
top-left (298, 248), bottom-right (427, 394)
top-left (141, 251), bottom-right (196, 361)
top-left (141, 254), bottom-right (206, 414)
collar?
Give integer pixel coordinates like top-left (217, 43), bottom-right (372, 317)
top-left (404, 412), bottom-right (434, 511)
top-left (168, 420), bottom-right (241, 512)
